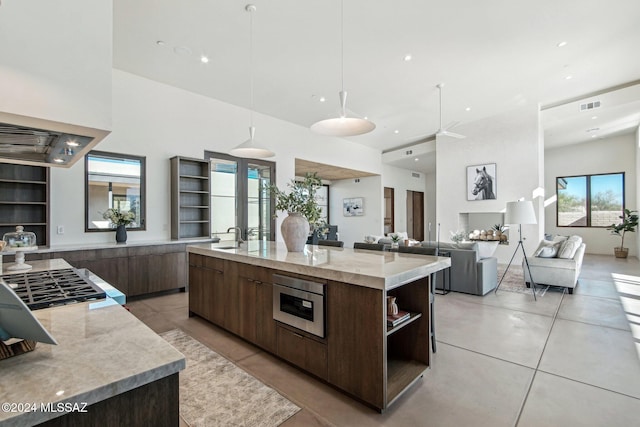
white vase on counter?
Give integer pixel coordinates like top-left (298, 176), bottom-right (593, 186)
top-left (281, 212), bottom-right (310, 252)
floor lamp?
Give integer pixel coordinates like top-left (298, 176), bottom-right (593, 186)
top-left (495, 200), bottom-right (538, 300)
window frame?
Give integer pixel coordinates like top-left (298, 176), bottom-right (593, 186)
top-left (84, 150), bottom-right (147, 232)
top-left (556, 171), bottom-right (625, 228)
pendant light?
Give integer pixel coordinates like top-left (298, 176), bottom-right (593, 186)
top-left (229, 4), bottom-right (275, 158)
top-left (310, 0), bottom-right (375, 137)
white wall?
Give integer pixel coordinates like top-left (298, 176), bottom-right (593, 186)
top-left (436, 105), bottom-right (543, 264)
top-left (50, 70), bottom-right (383, 246)
top-left (329, 176), bottom-right (383, 248)
top-left (545, 134), bottom-right (637, 256)
top-left (636, 126), bottom-right (640, 257)
top-left (0, 0), bottom-right (112, 130)
top-left (382, 164), bottom-right (428, 238)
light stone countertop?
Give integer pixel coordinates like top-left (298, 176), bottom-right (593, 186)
top-left (0, 295), bottom-right (185, 426)
top-left (0, 237), bottom-right (214, 256)
top-left (187, 241), bottom-right (451, 290)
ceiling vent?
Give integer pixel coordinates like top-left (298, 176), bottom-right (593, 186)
top-left (580, 100), bottom-right (601, 111)
top-left (412, 172), bottom-right (421, 178)
top-left (405, 150), bottom-right (413, 155)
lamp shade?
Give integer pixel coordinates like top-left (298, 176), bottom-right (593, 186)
top-left (504, 200), bottom-right (537, 225)
top-left (311, 91), bottom-right (375, 137)
top-left (229, 126), bottom-right (275, 159)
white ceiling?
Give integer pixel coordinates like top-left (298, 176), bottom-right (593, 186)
top-left (113, 0), bottom-right (640, 173)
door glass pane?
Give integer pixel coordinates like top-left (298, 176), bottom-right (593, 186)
top-left (247, 163), bottom-right (271, 241)
top-left (590, 173), bottom-right (623, 227)
top-left (211, 159), bottom-right (237, 239)
top-left (557, 176), bottom-right (587, 226)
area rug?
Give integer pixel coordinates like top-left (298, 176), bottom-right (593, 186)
top-left (496, 265), bottom-right (551, 297)
top-left (160, 329), bottom-right (300, 427)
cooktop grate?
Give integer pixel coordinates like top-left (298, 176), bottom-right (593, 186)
top-left (2, 268), bottom-right (106, 310)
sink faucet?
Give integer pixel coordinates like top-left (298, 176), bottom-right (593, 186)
top-left (226, 227), bottom-right (244, 245)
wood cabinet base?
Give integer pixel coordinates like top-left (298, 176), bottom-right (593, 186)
top-left (37, 373), bottom-right (179, 427)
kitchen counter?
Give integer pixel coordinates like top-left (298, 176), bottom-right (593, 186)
top-left (187, 241), bottom-right (451, 290)
top-left (188, 241), bottom-right (449, 411)
top-left (0, 281), bottom-right (185, 426)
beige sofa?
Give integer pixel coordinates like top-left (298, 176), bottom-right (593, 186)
top-left (523, 242), bottom-right (586, 294)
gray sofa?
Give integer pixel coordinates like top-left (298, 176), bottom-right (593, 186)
top-left (419, 241), bottom-right (498, 296)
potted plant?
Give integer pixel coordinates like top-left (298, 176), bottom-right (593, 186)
top-left (102, 208), bottom-right (136, 243)
top-left (607, 208), bottom-right (639, 258)
top-left (266, 173), bottom-right (324, 252)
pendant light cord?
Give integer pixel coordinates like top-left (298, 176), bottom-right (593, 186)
top-left (249, 5), bottom-right (254, 127)
top-left (340, 0), bottom-right (344, 93)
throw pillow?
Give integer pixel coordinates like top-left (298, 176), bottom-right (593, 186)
top-left (557, 235), bottom-right (583, 259)
top-left (533, 240), bottom-right (560, 258)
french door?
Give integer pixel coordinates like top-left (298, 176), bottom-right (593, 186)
top-left (205, 151), bottom-right (275, 242)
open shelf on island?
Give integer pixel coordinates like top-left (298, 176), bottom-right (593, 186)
top-left (386, 357), bottom-right (429, 404)
top-left (386, 311), bottom-right (422, 336)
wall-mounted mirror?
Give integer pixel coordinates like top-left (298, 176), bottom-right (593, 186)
top-left (85, 151), bottom-right (146, 231)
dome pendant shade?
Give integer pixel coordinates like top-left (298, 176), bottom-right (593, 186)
top-left (229, 126), bottom-right (275, 158)
top-left (311, 91), bottom-right (376, 137)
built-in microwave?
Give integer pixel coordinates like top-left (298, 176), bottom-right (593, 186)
top-left (272, 274), bottom-right (325, 338)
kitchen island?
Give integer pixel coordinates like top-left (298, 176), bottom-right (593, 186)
top-left (0, 260), bottom-right (185, 427)
top-left (187, 241), bottom-right (450, 411)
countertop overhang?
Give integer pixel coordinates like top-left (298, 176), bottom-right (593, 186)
top-left (187, 241), bottom-right (451, 290)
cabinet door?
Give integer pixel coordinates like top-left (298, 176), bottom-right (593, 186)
top-left (238, 276), bottom-right (258, 343)
top-left (188, 263), bottom-right (208, 319)
top-left (256, 281), bottom-right (276, 353)
top-left (276, 325), bottom-right (327, 380)
top-left (327, 280), bottom-right (384, 409)
top-left (223, 260), bottom-right (240, 335)
top-left (277, 325), bottom-right (306, 368)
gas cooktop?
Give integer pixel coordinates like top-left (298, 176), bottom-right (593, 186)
top-left (1, 268), bottom-right (106, 310)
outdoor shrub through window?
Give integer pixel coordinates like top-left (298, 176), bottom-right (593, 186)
top-left (556, 172), bottom-right (624, 227)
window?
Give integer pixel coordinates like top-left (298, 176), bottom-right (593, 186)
top-left (85, 151), bottom-right (146, 231)
top-left (556, 172), bottom-right (624, 227)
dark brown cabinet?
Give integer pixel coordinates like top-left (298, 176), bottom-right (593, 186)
top-left (17, 244), bottom-right (189, 297)
top-left (276, 324), bottom-right (327, 380)
top-left (188, 253), bottom-right (224, 323)
top-left (189, 258), bottom-right (277, 353)
top-left (187, 253), bottom-right (431, 412)
top-left (0, 164), bottom-right (49, 246)
top-left (127, 246), bottom-right (187, 296)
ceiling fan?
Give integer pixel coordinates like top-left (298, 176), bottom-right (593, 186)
top-left (435, 83), bottom-right (466, 139)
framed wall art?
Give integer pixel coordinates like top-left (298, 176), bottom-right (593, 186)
top-left (343, 197), bottom-right (364, 216)
top-left (467, 163), bottom-right (497, 201)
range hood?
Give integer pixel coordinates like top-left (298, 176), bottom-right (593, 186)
top-left (0, 111), bottom-right (110, 168)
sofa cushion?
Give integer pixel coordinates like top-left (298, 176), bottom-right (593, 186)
top-left (533, 240), bottom-right (561, 258)
top-left (557, 235), bottom-right (583, 259)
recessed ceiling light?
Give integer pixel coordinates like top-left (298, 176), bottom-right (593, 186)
top-left (319, 96), bottom-right (326, 102)
top-left (403, 54), bottom-right (412, 62)
top-left (465, 107), bottom-right (471, 111)
top-left (156, 40), bottom-right (165, 46)
top-left (53, 158), bottom-right (64, 163)
top-left (66, 140), bottom-right (80, 147)
top-left (557, 41), bottom-right (567, 48)
top-left (414, 158), bottom-right (419, 162)
top-left (565, 75), bottom-right (573, 80)
top-left (591, 115), bottom-right (598, 120)
top-left (200, 55), bottom-right (209, 64)
top-left (591, 134), bottom-right (597, 138)
top-left (394, 130), bottom-right (400, 134)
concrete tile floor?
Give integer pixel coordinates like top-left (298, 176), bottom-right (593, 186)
top-left (127, 254), bottom-right (640, 426)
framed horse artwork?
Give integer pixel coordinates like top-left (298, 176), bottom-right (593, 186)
top-left (467, 163), bottom-right (497, 201)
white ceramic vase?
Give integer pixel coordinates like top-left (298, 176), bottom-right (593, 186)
top-left (281, 212), bottom-right (310, 252)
